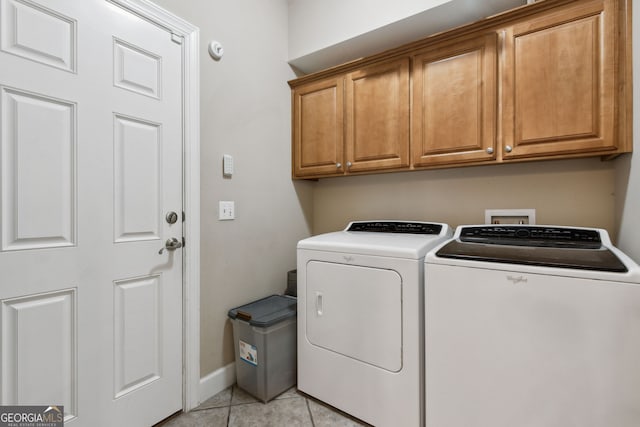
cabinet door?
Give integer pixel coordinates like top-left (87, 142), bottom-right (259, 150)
top-left (412, 34), bottom-right (497, 167)
top-left (345, 58), bottom-right (410, 173)
top-left (502, 0), bottom-right (616, 159)
top-left (292, 77), bottom-right (344, 178)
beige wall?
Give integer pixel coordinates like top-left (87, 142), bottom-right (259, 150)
top-left (313, 158), bottom-right (617, 239)
top-left (615, 3), bottom-right (640, 263)
top-left (149, 0), bottom-right (314, 377)
top-left (288, 0), bottom-right (451, 60)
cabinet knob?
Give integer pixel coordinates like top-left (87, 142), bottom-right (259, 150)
top-left (336, 162), bottom-right (342, 168)
top-left (486, 147), bottom-right (494, 155)
top-left (346, 161), bottom-right (352, 168)
top-left (504, 145), bottom-right (513, 153)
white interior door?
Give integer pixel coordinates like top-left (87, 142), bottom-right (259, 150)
top-left (0, 0), bottom-right (183, 425)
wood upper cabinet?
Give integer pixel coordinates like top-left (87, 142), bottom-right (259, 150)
top-left (501, 0), bottom-right (620, 159)
top-left (345, 58), bottom-right (410, 173)
top-left (291, 58), bottom-right (409, 178)
top-left (412, 34), bottom-right (497, 167)
top-left (292, 76), bottom-right (344, 178)
top-left (289, 0), bottom-right (630, 179)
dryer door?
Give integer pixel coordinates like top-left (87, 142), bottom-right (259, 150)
top-left (306, 261), bottom-right (402, 372)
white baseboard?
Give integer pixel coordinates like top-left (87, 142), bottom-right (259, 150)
top-left (198, 363), bottom-right (236, 405)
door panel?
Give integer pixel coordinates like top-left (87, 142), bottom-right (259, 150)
top-left (1, 289), bottom-right (76, 421)
top-left (113, 114), bottom-right (162, 242)
top-left (306, 261), bottom-right (402, 372)
top-left (113, 39), bottom-right (162, 99)
top-left (0, 0), bottom-right (183, 425)
top-left (0, 0), bottom-right (76, 72)
top-left (292, 76), bottom-right (344, 177)
top-left (412, 34), bottom-right (497, 166)
top-left (345, 58), bottom-right (409, 172)
top-left (1, 87), bottom-right (76, 250)
top-left (114, 275), bottom-right (162, 399)
top-left (502, 0), bottom-right (616, 158)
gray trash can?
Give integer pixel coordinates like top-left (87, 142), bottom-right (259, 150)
top-left (227, 295), bottom-right (297, 402)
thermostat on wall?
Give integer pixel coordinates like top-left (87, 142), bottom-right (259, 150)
top-left (223, 154), bottom-right (233, 177)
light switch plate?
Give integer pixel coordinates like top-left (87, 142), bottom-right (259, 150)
top-left (219, 201), bottom-right (235, 220)
top-left (485, 209), bottom-right (536, 225)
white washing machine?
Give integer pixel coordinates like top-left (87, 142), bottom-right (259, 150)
top-left (297, 220), bottom-right (452, 427)
top-left (424, 224), bottom-right (640, 427)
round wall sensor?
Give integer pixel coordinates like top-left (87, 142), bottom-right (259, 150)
top-left (208, 41), bottom-right (224, 60)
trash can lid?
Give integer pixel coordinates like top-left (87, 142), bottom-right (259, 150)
top-left (227, 295), bottom-right (297, 327)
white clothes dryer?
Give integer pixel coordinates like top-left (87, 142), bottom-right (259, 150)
top-left (424, 224), bottom-right (640, 427)
top-left (297, 221), bottom-right (452, 427)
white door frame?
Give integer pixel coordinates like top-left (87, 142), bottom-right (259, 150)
top-left (107, 0), bottom-right (201, 411)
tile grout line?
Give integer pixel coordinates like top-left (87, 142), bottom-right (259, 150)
top-left (305, 398), bottom-right (316, 427)
top-left (226, 387), bottom-right (233, 427)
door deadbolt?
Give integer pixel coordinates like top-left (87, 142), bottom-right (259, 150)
top-left (166, 211), bottom-right (179, 224)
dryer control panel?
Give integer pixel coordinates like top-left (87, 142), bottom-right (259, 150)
top-left (346, 221), bottom-right (442, 235)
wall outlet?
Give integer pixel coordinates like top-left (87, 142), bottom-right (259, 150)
top-left (219, 201), bottom-right (235, 220)
top-left (485, 209), bottom-right (536, 225)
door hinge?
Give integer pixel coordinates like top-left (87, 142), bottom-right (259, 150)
top-left (182, 211), bottom-right (186, 222)
top-left (182, 236), bottom-right (186, 247)
top-left (171, 32), bottom-right (183, 45)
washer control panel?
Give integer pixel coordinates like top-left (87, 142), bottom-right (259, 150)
top-left (459, 226), bottom-right (602, 248)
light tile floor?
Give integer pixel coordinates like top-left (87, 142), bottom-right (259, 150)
top-left (157, 385), bottom-right (370, 427)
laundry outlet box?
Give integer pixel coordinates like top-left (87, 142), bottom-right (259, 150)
top-left (228, 295), bottom-right (297, 402)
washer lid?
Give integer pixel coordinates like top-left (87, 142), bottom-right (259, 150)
top-left (436, 240), bottom-right (628, 272)
top-left (298, 221), bottom-right (452, 259)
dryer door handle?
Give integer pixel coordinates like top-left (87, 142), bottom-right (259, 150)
top-left (315, 292), bottom-right (323, 316)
